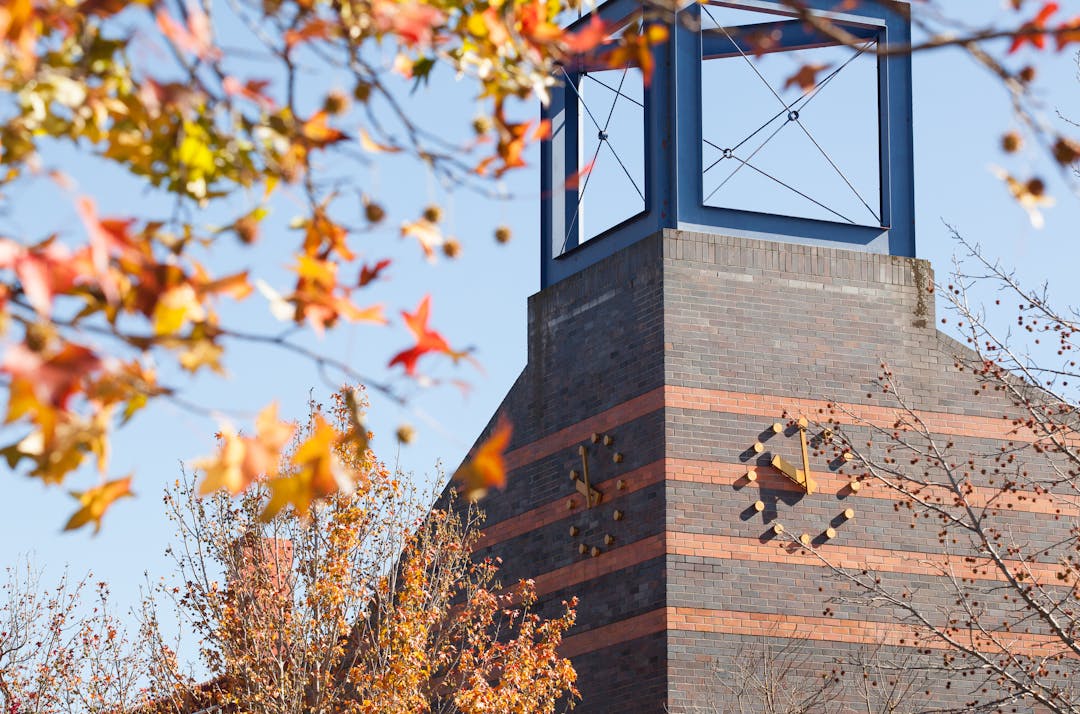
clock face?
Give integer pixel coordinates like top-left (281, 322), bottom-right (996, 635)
top-left (565, 432), bottom-right (629, 558)
top-left (742, 415), bottom-right (862, 547)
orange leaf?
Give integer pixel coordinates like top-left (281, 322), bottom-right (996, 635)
top-left (564, 16), bottom-right (607, 53)
top-left (300, 111), bottom-right (347, 148)
top-left (454, 419), bottom-right (512, 501)
top-left (284, 17), bottom-right (334, 49)
top-left (565, 159), bottom-right (595, 190)
top-left (261, 415), bottom-right (351, 520)
top-left (197, 404), bottom-right (295, 496)
top-left (64, 476), bottom-right (134, 533)
top-left (784, 63), bottom-right (831, 92)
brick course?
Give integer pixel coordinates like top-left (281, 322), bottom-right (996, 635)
top-left (451, 230), bottom-right (1063, 712)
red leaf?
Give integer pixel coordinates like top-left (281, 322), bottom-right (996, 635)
top-left (564, 16), bottom-right (607, 54)
top-left (359, 259), bottom-right (392, 287)
top-left (388, 295), bottom-right (468, 376)
top-left (1009, 2), bottom-right (1059, 53)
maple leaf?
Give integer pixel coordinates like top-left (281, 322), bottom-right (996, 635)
top-left (156, 3), bottom-right (220, 61)
top-left (300, 111), bottom-right (347, 149)
top-left (603, 24), bottom-right (668, 87)
top-left (565, 159), bottom-right (596, 190)
top-left (359, 128), bottom-right (402, 154)
top-left (563, 16), bottom-right (608, 54)
top-left (518, 0), bottom-right (563, 46)
top-left (64, 476), bottom-right (134, 534)
top-left (284, 17), bottom-right (335, 49)
top-left (221, 76), bottom-right (275, 109)
top-left (990, 166), bottom-right (1055, 228)
top-left (389, 295), bottom-right (469, 376)
top-left (401, 219), bottom-right (444, 261)
top-left (152, 284), bottom-right (207, 335)
top-left (0, 238), bottom-right (81, 315)
top-left (454, 419), bottom-right (512, 502)
top-left (261, 415), bottom-right (350, 520)
top-left (784, 63), bottom-right (831, 92)
top-left (359, 259), bottom-right (392, 287)
top-left (2, 343), bottom-right (101, 422)
top-left (1057, 17), bottom-right (1080, 49)
top-left (2, 408), bottom-right (112, 484)
top-left (196, 404), bottom-right (294, 496)
top-left (1009, 2), bottom-right (1059, 53)
top-left (371, 0), bottom-right (446, 47)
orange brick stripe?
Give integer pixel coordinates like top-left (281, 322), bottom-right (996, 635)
top-left (504, 389), bottom-right (665, 471)
top-left (665, 385), bottom-right (1036, 444)
top-left (667, 532), bottom-right (1065, 587)
top-left (518, 530), bottom-right (1062, 604)
top-left (562, 609), bottom-right (666, 658)
top-left (668, 458), bottom-right (1080, 520)
top-left (479, 455), bottom-right (1068, 556)
top-left (562, 607), bottom-right (1070, 659)
top-left (479, 461), bottom-right (664, 549)
top-left (534, 533), bottom-right (665, 596)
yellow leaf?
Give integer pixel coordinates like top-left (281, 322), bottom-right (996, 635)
top-left (64, 476), bottom-right (134, 534)
top-left (153, 284), bottom-right (206, 335)
top-left (261, 414), bottom-right (347, 520)
top-left (194, 425), bottom-right (246, 495)
top-left (177, 122), bottom-right (216, 175)
top-left (179, 339), bottom-right (226, 374)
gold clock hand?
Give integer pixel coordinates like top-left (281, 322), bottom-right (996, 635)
top-left (771, 454), bottom-right (804, 488)
top-left (797, 417), bottom-right (815, 495)
top-left (579, 445), bottom-right (595, 507)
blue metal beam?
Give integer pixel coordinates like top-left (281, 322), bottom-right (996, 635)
top-left (701, 19), bottom-right (879, 60)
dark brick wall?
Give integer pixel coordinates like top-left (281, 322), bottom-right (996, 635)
top-left (451, 229), bottom-right (1060, 713)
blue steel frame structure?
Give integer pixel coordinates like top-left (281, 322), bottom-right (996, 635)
top-left (540, 0), bottom-right (914, 288)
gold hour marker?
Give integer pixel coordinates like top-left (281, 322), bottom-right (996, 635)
top-left (746, 469), bottom-right (757, 482)
top-left (604, 534), bottom-right (615, 545)
top-left (800, 533), bottom-right (811, 546)
top-left (825, 527), bottom-right (837, 540)
top-left (591, 433), bottom-right (601, 444)
top-left (772, 422), bottom-right (783, 433)
top-left (566, 499), bottom-right (576, 510)
top-left (616, 479), bottom-right (627, 490)
top-left (754, 500), bottom-right (765, 512)
top-left (612, 452), bottom-right (624, 464)
top-left (844, 508), bottom-right (855, 520)
top-left (569, 526), bottom-right (579, 537)
top-left (613, 510), bottom-right (624, 521)
top-left (579, 543), bottom-right (588, 554)
top-left (849, 480), bottom-right (862, 493)
top-left (753, 442), bottom-right (765, 453)
top-left (590, 546), bottom-right (601, 557)
top-left (773, 523), bottom-right (785, 535)
top-left (603, 435), bottom-right (614, 446)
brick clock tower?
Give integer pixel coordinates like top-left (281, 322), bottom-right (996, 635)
top-left (456, 1), bottom-right (1054, 711)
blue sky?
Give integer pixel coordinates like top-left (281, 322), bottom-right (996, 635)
top-left (1, 5), bottom-right (1079, 648)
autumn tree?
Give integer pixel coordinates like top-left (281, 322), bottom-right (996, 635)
top-left (142, 389), bottom-right (577, 714)
top-left (0, 559), bottom-right (156, 713)
top-left (1, 0), bottom-right (1079, 530)
top-left (1, 389), bottom-right (577, 713)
